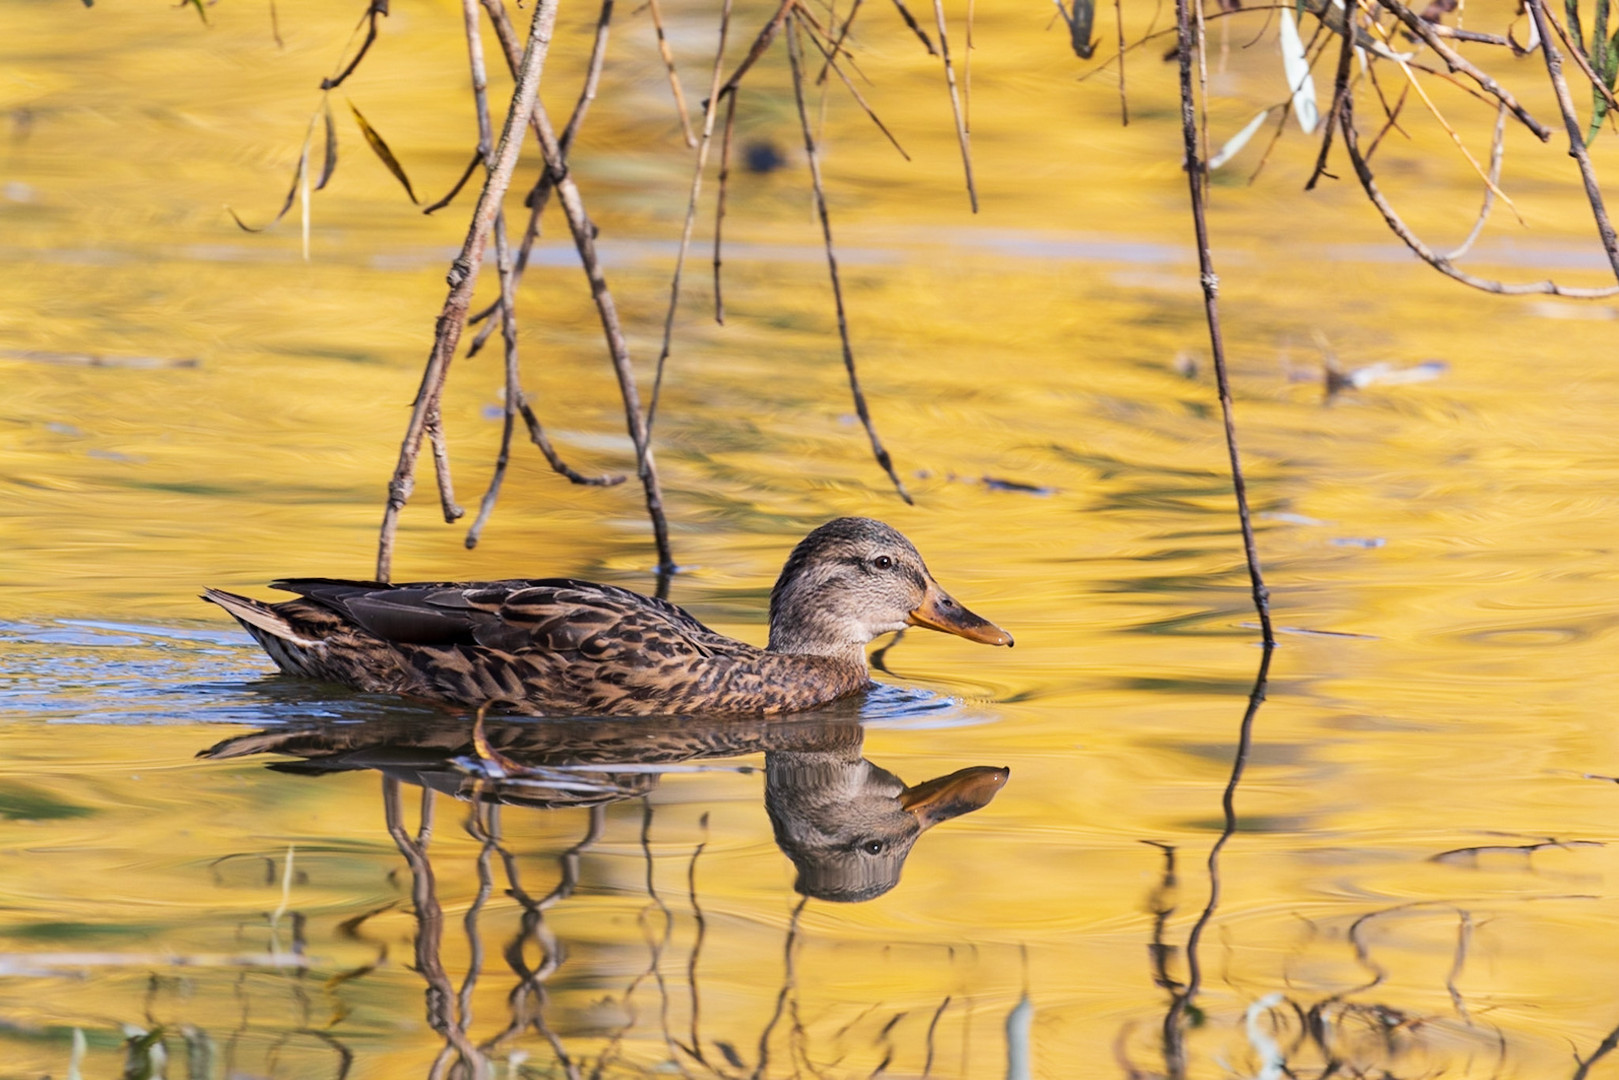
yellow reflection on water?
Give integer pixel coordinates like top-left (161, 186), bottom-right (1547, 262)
top-left (4, 0), bottom-right (1619, 1074)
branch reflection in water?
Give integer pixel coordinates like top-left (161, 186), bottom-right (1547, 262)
top-left (200, 710), bottom-right (1008, 1077)
top-left (1122, 648), bottom-right (1561, 1080)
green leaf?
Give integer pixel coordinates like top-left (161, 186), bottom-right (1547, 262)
top-left (348, 100), bottom-right (417, 204)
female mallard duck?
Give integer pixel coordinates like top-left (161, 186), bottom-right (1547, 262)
top-left (203, 517), bottom-right (1011, 716)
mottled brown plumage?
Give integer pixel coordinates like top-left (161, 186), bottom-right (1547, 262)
top-left (203, 517), bottom-right (1012, 716)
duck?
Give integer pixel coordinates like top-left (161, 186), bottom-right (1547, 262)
top-left (203, 517), bottom-right (1012, 716)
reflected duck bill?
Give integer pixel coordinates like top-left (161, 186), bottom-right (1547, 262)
top-left (898, 765), bottom-right (1011, 827)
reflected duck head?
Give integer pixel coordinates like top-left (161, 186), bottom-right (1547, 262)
top-left (767, 517), bottom-right (1012, 660)
top-left (765, 751), bottom-right (1009, 902)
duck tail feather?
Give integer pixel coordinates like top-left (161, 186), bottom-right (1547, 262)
top-left (202, 588), bottom-right (324, 649)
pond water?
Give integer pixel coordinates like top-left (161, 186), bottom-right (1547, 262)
top-left (5, 0), bottom-right (1619, 1076)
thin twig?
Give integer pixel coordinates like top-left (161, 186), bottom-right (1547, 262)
top-left (425, 409), bottom-right (464, 522)
top-left (647, 0), bottom-right (698, 147)
top-left (1173, 0), bottom-right (1272, 645)
top-left (965, 0), bottom-right (975, 131)
top-left (1305, 0), bottom-right (1358, 190)
top-left (1115, 0), bottom-right (1128, 124)
top-left (786, 16), bottom-right (913, 504)
top-left (1442, 103), bottom-right (1505, 261)
top-left (322, 0), bottom-right (389, 91)
top-left (375, 0), bottom-right (557, 580)
top-left (422, 149), bottom-right (484, 215)
top-left (929, 0), bottom-right (978, 211)
top-left (1364, 81), bottom-right (1410, 159)
top-left (890, 0), bottom-right (938, 53)
top-left (716, 0), bottom-right (796, 99)
top-left (1341, 100), bottom-right (1619, 297)
top-left (713, 89), bottom-right (739, 324)
top-left (465, 220), bottom-right (520, 550)
top-left (648, 0), bottom-right (736, 437)
top-left (1528, 0), bottom-right (1619, 283)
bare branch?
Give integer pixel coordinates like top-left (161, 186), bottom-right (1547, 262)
top-left (786, 16), bottom-right (913, 504)
top-left (1340, 102), bottom-right (1619, 297)
top-left (1526, 0), bottom-right (1619, 284)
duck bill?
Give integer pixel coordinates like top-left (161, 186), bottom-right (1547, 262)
top-left (898, 766), bottom-right (1011, 829)
top-left (907, 582), bottom-right (1014, 646)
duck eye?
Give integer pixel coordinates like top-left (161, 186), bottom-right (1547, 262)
top-left (861, 839), bottom-right (886, 855)
top-left (872, 555), bottom-right (894, 571)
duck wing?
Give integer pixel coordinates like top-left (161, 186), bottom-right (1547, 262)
top-left (271, 577), bottom-right (743, 660)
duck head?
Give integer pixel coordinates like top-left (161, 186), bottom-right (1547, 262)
top-left (767, 517), bottom-right (1013, 660)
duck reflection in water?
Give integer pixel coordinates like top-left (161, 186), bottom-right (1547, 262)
top-left (202, 710), bottom-right (1008, 902)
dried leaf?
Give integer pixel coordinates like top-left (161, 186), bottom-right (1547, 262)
top-left (316, 98), bottom-right (338, 191)
top-left (1279, 8), bottom-right (1319, 134)
top-left (1209, 108), bottom-right (1272, 168)
top-left (227, 141), bottom-right (307, 233)
top-left (348, 100), bottom-right (417, 204)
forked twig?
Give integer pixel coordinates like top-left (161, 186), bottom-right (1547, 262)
top-left (376, 0), bottom-right (559, 580)
top-left (786, 16), bottom-right (914, 504)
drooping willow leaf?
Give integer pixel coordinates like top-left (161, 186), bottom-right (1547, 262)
top-left (348, 100), bottom-right (418, 204)
top-left (1280, 9), bottom-right (1319, 134)
top-left (1210, 109), bottom-right (1273, 169)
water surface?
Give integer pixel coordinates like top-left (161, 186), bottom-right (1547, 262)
top-left (4, 0), bottom-right (1619, 1076)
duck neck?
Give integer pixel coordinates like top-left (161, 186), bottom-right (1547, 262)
top-left (766, 601), bottom-right (869, 666)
